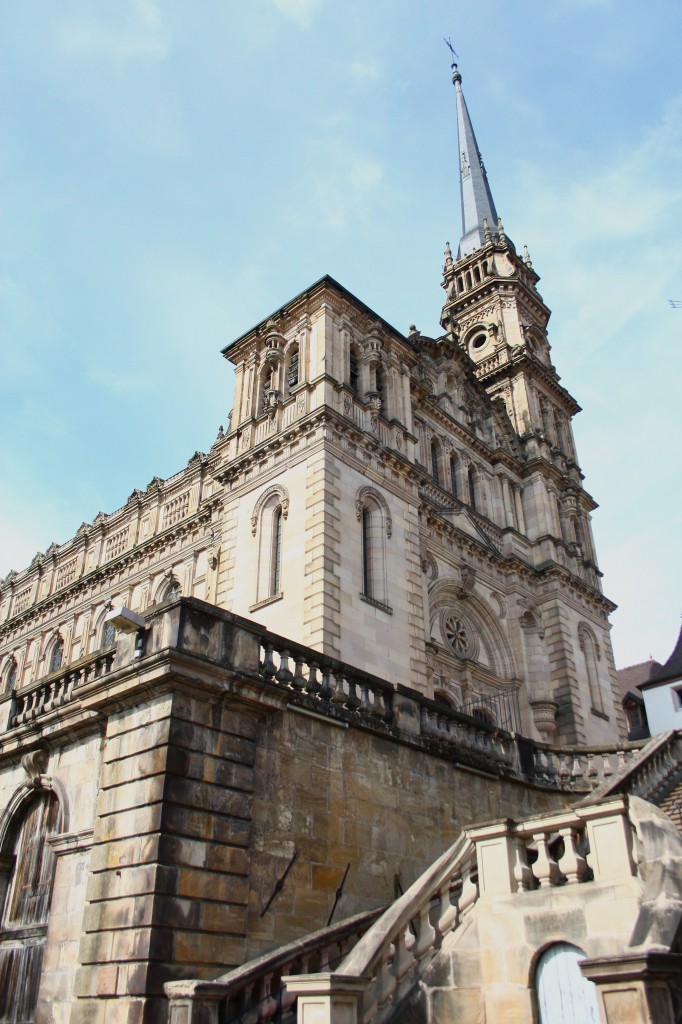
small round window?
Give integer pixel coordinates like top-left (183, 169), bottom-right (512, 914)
top-left (471, 334), bottom-right (487, 351)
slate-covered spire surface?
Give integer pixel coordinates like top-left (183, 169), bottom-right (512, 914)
top-left (452, 63), bottom-right (501, 258)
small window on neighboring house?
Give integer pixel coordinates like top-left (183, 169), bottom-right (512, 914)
top-left (49, 638), bottom-right (64, 675)
top-left (673, 688), bottom-right (682, 712)
top-left (349, 350), bottom-right (359, 395)
top-left (287, 346), bottom-right (299, 391)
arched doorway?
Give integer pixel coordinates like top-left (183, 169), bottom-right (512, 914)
top-left (535, 942), bottom-right (599, 1024)
top-left (0, 791), bottom-right (62, 1023)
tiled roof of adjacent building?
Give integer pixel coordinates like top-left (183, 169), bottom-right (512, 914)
top-left (642, 624), bottom-right (682, 689)
top-left (615, 658), bottom-right (662, 702)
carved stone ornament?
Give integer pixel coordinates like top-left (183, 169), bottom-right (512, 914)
top-left (21, 748), bottom-right (49, 788)
top-left (440, 609), bottom-right (479, 662)
top-left (529, 696), bottom-right (558, 742)
top-left (458, 566), bottom-right (476, 598)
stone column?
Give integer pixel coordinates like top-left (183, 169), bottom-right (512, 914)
top-left (580, 952), bottom-right (682, 1024)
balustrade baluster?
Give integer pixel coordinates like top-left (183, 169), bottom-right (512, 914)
top-left (345, 677), bottom-right (361, 710)
top-left (291, 656), bottom-right (306, 691)
top-left (413, 901), bottom-right (436, 958)
top-left (602, 752), bottom-right (613, 778)
top-left (275, 650), bottom-right (294, 685)
top-left (318, 944), bottom-right (330, 972)
top-left (392, 929), bottom-right (415, 994)
top-left (531, 832), bottom-right (562, 886)
top-left (559, 754), bottom-right (571, 780)
top-left (306, 662), bottom-right (319, 695)
top-left (319, 669), bottom-right (334, 700)
top-left (437, 881), bottom-right (458, 935)
top-left (257, 973), bottom-right (278, 1022)
top-left (571, 755), bottom-right (584, 781)
top-left (557, 827), bottom-right (588, 884)
top-left (586, 752), bottom-right (599, 785)
top-left (459, 864), bottom-right (478, 917)
top-left (332, 674), bottom-right (347, 705)
top-left (359, 682), bottom-right (372, 714)
top-left (512, 839), bottom-right (533, 892)
top-left (376, 949), bottom-right (396, 1007)
top-left (617, 749), bottom-right (626, 770)
top-left (261, 643), bottom-right (277, 680)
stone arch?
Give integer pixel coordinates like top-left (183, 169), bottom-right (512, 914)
top-left (428, 579), bottom-right (516, 680)
top-left (250, 484), bottom-right (290, 537)
top-left (354, 486), bottom-right (392, 538)
top-left (152, 572), bottom-right (182, 604)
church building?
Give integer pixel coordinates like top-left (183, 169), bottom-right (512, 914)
top-left (0, 62), bottom-right (680, 1024)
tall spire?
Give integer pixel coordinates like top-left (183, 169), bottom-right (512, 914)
top-left (451, 63), bottom-right (502, 258)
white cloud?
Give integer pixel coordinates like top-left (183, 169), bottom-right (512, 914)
top-left (348, 60), bottom-right (380, 83)
top-left (271, 0), bottom-right (322, 30)
top-left (57, 0), bottom-right (171, 66)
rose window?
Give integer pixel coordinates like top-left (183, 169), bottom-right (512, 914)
top-left (445, 616), bottom-right (468, 654)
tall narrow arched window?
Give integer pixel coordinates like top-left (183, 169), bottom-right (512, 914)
top-left (349, 349), bottom-right (359, 396)
top-left (287, 345), bottom-right (299, 392)
top-left (450, 454), bottom-right (459, 498)
top-left (253, 488), bottom-right (288, 606)
top-left (374, 364), bottom-right (383, 397)
top-left (430, 440), bottom-right (441, 486)
top-left (3, 658), bottom-right (17, 694)
top-left (579, 625), bottom-right (604, 714)
top-left (48, 638), bottom-right (64, 675)
top-left (468, 465), bottom-right (478, 511)
top-left (101, 620), bottom-right (117, 649)
top-left (357, 490), bottom-right (390, 608)
top-left (0, 791), bottom-right (62, 1024)
top-left (535, 943), bottom-right (599, 1024)
top-left (271, 506), bottom-right (283, 596)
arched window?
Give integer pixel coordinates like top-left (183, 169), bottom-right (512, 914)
top-left (349, 349), bottom-right (359, 396)
top-left (101, 620), bottom-right (116, 649)
top-left (357, 491), bottom-right (390, 608)
top-left (579, 625), bottom-right (604, 714)
top-left (430, 440), bottom-right (441, 486)
top-left (158, 579), bottom-right (181, 603)
top-left (450, 454), bottom-right (459, 498)
top-left (253, 489), bottom-right (288, 605)
top-left (3, 658), bottom-right (17, 693)
top-left (0, 791), bottom-right (62, 1023)
top-left (48, 638), bottom-right (64, 675)
top-left (271, 506), bottom-right (283, 596)
top-left (468, 465), bottom-right (478, 511)
top-left (535, 943), bottom-right (599, 1023)
top-left (287, 345), bottom-right (299, 392)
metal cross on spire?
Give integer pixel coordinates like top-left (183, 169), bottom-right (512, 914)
top-left (444, 37), bottom-right (459, 62)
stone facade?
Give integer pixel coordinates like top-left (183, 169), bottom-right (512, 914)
top-left (0, 58), bottom-right (664, 1024)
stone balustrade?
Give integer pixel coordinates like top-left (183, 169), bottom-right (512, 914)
top-left (259, 637), bottom-right (395, 726)
top-left (285, 797), bottom-right (637, 1024)
top-left (529, 742), bottom-right (646, 791)
top-left (164, 907), bottom-right (384, 1024)
top-left (2, 597), bottom-right (650, 802)
top-left (284, 832), bottom-right (479, 1024)
top-left (8, 649), bottom-right (115, 729)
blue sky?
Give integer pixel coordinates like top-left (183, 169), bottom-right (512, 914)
top-left (1, 0), bottom-right (681, 668)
